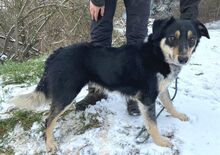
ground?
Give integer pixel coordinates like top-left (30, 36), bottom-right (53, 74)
top-left (0, 23), bottom-right (220, 155)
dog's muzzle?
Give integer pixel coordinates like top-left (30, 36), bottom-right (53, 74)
top-left (178, 55), bottom-right (188, 64)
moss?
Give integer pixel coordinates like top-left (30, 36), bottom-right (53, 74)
top-left (0, 117), bottom-right (17, 139)
top-left (0, 146), bottom-right (14, 155)
top-left (0, 56), bottom-right (46, 86)
top-left (76, 112), bottom-right (101, 135)
top-left (0, 110), bottom-right (43, 139)
top-left (13, 110), bottom-right (42, 130)
top-left (79, 121), bottom-right (101, 134)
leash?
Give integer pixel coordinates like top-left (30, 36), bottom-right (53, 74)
top-left (135, 78), bottom-right (178, 144)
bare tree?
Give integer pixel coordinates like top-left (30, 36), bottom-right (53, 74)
top-left (0, 0), bottom-right (90, 60)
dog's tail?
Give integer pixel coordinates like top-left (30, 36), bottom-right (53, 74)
top-left (9, 74), bottom-right (51, 110)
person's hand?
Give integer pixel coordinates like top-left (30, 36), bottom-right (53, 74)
top-left (89, 1), bottom-right (105, 21)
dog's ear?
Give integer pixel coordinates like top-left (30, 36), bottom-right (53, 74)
top-left (193, 20), bottom-right (210, 39)
top-left (151, 17), bottom-right (175, 40)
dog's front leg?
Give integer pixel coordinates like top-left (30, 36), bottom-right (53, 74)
top-left (159, 89), bottom-right (189, 121)
top-left (137, 95), bottom-right (172, 147)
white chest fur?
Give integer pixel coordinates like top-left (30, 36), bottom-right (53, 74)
top-left (157, 65), bottom-right (181, 93)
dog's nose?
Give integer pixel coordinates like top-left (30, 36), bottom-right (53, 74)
top-left (178, 56), bottom-right (188, 64)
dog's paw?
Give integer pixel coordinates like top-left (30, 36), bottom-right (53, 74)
top-left (175, 112), bottom-right (189, 121)
top-left (46, 139), bottom-right (58, 154)
top-left (154, 136), bottom-right (173, 147)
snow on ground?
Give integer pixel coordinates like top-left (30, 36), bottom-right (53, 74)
top-left (1, 27), bottom-right (220, 155)
top-left (206, 20), bottom-right (220, 29)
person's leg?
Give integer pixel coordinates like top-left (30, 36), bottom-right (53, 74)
top-left (90, 0), bottom-right (117, 47)
top-left (76, 0), bottom-right (117, 110)
top-left (124, 0), bottom-right (151, 115)
top-left (180, 0), bottom-right (201, 19)
top-left (124, 0), bottom-right (151, 45)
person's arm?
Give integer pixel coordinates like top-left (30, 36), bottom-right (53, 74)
top-left (90, 0), bottom-right (105, 21)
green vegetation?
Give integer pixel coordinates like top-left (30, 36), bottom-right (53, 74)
top-left (0, 110), bottom-right (43, 154)
top-left (0, 56), bottom-right (46, 86)
top-left (76, 112), bottom-right (101, 135)
top-left (0, 146), bottom-right (14, 155)
top-left (79, 120), bottom-right (101, 135)
top-left (0, 110), bottom-right (43, 139)
top-left (0, 57), bottom-right (46, 152)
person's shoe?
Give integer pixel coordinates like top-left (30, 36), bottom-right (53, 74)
top-left (75, 86), bottom-right (107, 111)
top-left (127, 99), bottom-right (141, 116)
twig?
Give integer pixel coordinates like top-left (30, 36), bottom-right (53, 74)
top-left (0, 35), bottom-right (39, 52)
top-left (76, 144), bottom-right (92, 155)
top-left (21, 11), bottom-right (54, 58)
top-left (19, 13), bottom-right (46, 33)
top-left (70, 11), bottom-right (84, 34)
top-left (18, 0), bottom-right (29, 19)
top-left (20, 3), bottom-right (73, 22)
top-left (58, 7), bottom-right (69, 26)
top-left (3, 25), bottom-right (15, 54)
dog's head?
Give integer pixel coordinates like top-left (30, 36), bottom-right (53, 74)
top-left (151, 17), bottom-right (210, 66)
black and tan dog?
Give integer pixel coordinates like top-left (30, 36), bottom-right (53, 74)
top-left (10, 17), bottom-right (209, 153)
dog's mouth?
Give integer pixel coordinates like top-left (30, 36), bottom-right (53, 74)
top-left (167, 54), bottom-right (189, 66)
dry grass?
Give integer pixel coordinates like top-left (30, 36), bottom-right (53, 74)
top-left (199, 0), bottom-right (220, 22)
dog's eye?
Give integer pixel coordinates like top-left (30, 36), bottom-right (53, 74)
top-left (168, 36), bottom-right (176, 43)
top-left (188, 37), bottom-right (196, 47)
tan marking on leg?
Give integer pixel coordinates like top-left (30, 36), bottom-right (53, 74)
top-left (136, 100), bottom-right (172, 147)
top-left (134, 91), bottom-right (143, 99)
top-left (159, 89), bottom-right (189, 121)
top-left (45, 116), bottom-right (58, 153)
top-left (148, 120), bottom-right (172, 147)
top-left (158, 78), bottom-right (172, 93)
top-left (46, 103), bottom-right (75, 153)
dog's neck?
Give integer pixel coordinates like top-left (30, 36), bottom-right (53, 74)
top-left (140, 41), bottom-right (172, 77)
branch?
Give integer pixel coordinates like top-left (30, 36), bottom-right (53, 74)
top-left (20, 4), bottom-right (72, 22)
top-left (70, 14), bottom-right (83, 34)
top-left (19, 13), bottom-right (51, 33)
top-left (58, 7), bottom-right (69, 26)
top-left (0, 35), bottom-right (39, 52)
top-left (21, 12), bottom-right (54, 57)
top-left (70, 5), bottom-right (87, 34)
top-left (3, 25), bottom-right (15, 54)
top-left (18, 0), bottom-right (29, 18)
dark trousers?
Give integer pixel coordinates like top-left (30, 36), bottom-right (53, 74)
top-left (90, 0), bottom-right (151, 47)
top-left (180, 0), bottom-right (201, 19)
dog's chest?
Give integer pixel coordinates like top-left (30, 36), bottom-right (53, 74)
top-left (157, 65), bottom-right (181, 93)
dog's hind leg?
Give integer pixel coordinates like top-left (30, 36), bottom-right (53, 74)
top-left (136, 93), bottom-right (172, 147)
top-left (159, 89), bottom-right (189, 121)
top-left (45, 88), bottom-right (81, 153)
top-left (45, 101), bottom-right (72, 153)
